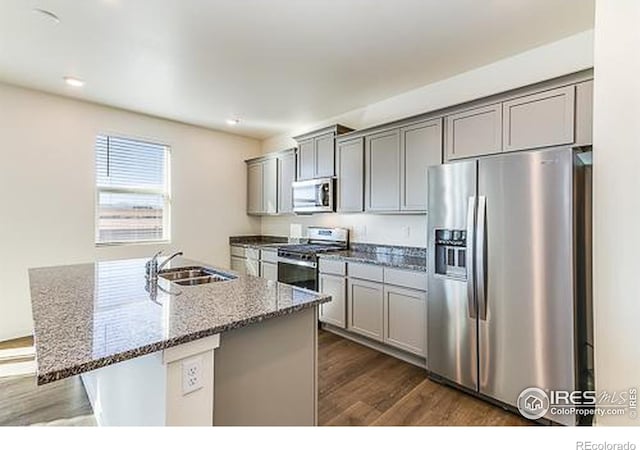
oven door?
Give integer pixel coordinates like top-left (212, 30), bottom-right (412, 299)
top-left (292, 178), bottom-right (334, 213)
top-left (277, 258), bottom-right (318, 291)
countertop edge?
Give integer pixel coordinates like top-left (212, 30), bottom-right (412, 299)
top-left (36, 294), bottom-right (330, 385)
top-left (318, 253), bottom-right (427, 272)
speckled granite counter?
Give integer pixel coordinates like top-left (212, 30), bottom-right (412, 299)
top-left (320, 243), bottom-right (427, 271)
top-left (229, 235), bottom-right (293, 248)
top-left (29, 256), bottom-right (330, 385)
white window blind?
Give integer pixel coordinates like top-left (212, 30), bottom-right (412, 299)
top-left (95, 135), bottom-right (170, 245)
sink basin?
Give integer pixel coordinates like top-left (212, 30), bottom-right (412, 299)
top-left (159, 266), bottom-right (236, 286)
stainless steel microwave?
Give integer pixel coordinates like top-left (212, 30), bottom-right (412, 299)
top-left (292, 178), bottom-right (335, 213)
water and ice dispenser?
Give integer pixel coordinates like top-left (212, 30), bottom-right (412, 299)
top-left (434, 229), bottom-right (467, 280)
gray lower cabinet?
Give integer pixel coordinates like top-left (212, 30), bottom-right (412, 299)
top-left (400, 118), bottom-right (442, 211)
top-left (230, 256), bottom-right (246, 274)
top-left (445, 103), bottom-right (503, 160)
top-left (336, 137), bottom-right (364, 212)
top-left (383, 285), bottom-right (426, 356)
top-left (277, 150), bottom-right (295, 214)
top-left (502, 85), bottom-right (575, 152)
top-left (260, 261), bottom-right (278, 281)
top-left (246, 157), bottom-right (277, 215)
top-left (318, 274), bottom-right (347, 328)
top-left (347, 278), bottom-right (384, 341)
top-left (246, 258), bottom-right (260, 277)
top-left (297, 139), bottom-right (315, 181)
top-left (365, 129), bottom-right (401, 212)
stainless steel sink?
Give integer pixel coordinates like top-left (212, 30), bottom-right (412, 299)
top-left (158, 266), bottom-right (236, 286)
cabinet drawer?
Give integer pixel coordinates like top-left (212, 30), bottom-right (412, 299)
top-left (319, 259), bottom-right (346, 276)
top-left (246, 248), bottom-right (261, 260)
top-left (383, 268), bottom-right (427, 291)
top-left (348, 262), bottom-right (383, 282)
top-left (261, 249), bottom-right (278, 263)
top-left (230, 246), bottom-right (246, 258)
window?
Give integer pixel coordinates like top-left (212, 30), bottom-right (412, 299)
top-left (95, 135), bottom-right (170, 245)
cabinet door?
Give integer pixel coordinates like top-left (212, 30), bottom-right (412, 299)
top-left (314, 132), bottom-right (335, 178)
top-left (384, 286), bottom-right (426, 356)
top-left (336, 137), bottom-right (364, 212)
top-left (319, 274), bottom-right (347, 328)
top-left (260, 261), bottom-right (278, 281)
top-left (277, 151), bottom-right (295, 214)
top-left (347, 278), bottom-right (384, 341)
top-left (365, 129), bottom-right (401, 212)
top-left (445, 103), bottom-right (502, 160)
top-left (262, 158), bottom-right (278, 214)
top-left (297, 139), bottom-right (315, 181)
top-left (574, 80), bottom-right (593, 146)
top-left (246, 258), bottom-right (260, 277)
top-left (247, 162), bottom-right (263, 215)
top-left (401, 118), bottom-right (442, 211)
top-left (231, 256), bottom-right (246, 274)
top-left (502, 85), bottom-right (575, 152)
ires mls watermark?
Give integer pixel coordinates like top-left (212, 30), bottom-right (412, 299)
top-left (517, 386), bottom-right (638, 420)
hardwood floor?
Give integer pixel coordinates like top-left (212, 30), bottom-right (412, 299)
top-left (0, 330), bottom-right (530, 426)
top-left (318, 329), bottom-right (531, 426)
top-left (0, 335), bottom-right (33, 351)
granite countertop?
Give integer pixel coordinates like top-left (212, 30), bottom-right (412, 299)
top-left (320, 244), bottom-right (427, 272)
top-left (229, 235), bottom-right (293, 248)
top-left (29, 256), bottom-right (330, 385)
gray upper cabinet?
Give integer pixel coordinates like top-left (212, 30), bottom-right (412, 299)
top-left (336, 137), bottom-right (364, 213)
top-left (575, 80), bottom-right (593, 146)
top-left (294, 125), bottom-right (354, 181)
top-left (502, 85), bottom-right (575, 152)
top-left (245, 156), bottom-right (277, 215)
top-left (365, 129), bottom-right (401, 212)
top-left (263, 158), bottom-right (278, 214)
top-left (247, 161), bottom-right (263, 215)
top-left (445, 103), bottom-right (502, 160)
top-left (277, 150), bottom-right (295, 214)
top-left (400, 118), bottom-right (442, 211)
top-left (297, 139), bottom-right (315, 181)
top-left (315, 133), bottom-right (335, 178)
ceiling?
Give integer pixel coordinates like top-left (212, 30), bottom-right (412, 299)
top-left (0, 0), bottom-right (594, 139)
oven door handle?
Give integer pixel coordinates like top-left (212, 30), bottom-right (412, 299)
top-left (278, 257), bottom-right (317, 269)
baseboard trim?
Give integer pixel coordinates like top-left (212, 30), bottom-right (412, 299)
top-left (321, 323), bottom-right (426, 369)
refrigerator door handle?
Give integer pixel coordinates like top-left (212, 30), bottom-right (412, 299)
top-left (466, 196), bottom-right (477, 319)
top-left (476, 196), bottom-right (488, 320)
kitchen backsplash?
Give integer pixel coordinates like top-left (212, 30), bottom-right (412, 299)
top-left (261, 213), bottom-right (427, 247)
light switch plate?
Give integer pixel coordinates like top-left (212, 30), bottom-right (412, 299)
top-left (182, 356), bottom-right (203, 395)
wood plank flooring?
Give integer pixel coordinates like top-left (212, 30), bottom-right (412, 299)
top-left (318, 329), bottom-right (531, 426)
top-left (0, 330), bottom-right (530, 426)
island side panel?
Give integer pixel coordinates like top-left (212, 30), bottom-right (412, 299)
top-left (213, 306), bottom-right (318, 426)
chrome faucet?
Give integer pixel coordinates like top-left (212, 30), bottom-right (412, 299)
top-left (145, 250), bottom-right (183, 279)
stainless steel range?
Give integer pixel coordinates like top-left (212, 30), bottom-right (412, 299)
top-left (277, 227), bottom-right (348, 291)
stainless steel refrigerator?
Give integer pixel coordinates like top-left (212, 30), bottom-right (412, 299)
top-left (426, 146), bottom-right (592, 426)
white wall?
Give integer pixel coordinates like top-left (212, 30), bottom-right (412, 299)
top-left (260, 30), bottom-right (594, 245)
top-left (0, 84), bottom-right (261, 341)
top-left (592, 0), bottom-right (640, 426)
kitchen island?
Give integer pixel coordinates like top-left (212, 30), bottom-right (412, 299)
top-left (28, 256), bottom-right (330, 426)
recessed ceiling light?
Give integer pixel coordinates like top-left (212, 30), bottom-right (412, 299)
top-left (226, 118), bottom-right (240, 126)
top-left (64, 76), bottom-right (85, 87)
top-left (33, 8), bottom-right (60, 23)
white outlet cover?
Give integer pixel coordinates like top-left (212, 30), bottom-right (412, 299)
top-left (182, 356), bottom-right (203, 396)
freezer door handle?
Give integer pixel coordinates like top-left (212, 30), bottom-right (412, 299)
top-left (476, 196), bottom-right (488, 320)
top-left (466, 196), bottom-right (477, 319)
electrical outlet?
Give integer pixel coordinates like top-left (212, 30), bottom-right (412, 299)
top-left (402, 226), bottom-right (410, 238)
top-left (182, 356), bottom-right (203, 395)
top-left (355, 225), bottom-right (367, 238)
